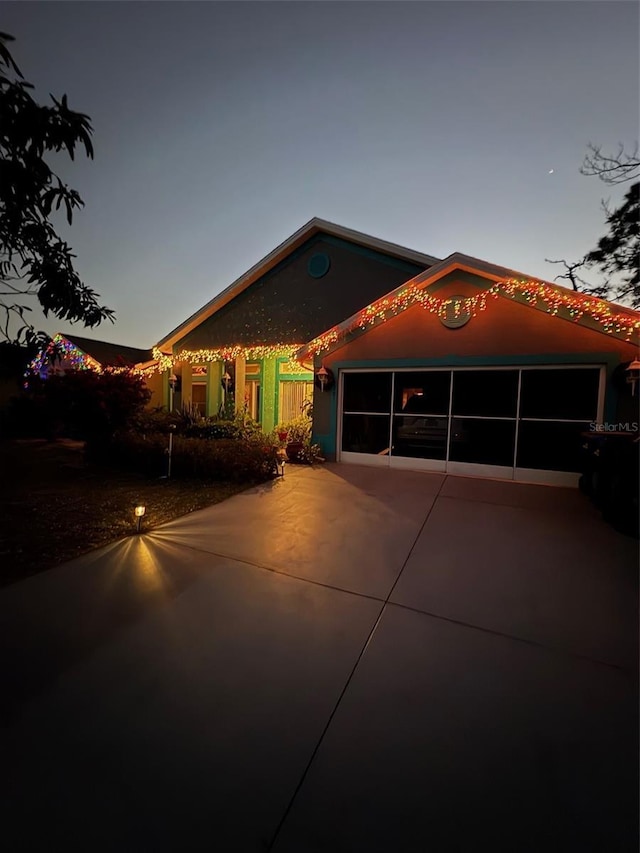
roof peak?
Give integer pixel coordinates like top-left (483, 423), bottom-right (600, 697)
top-left (156, 219), bottom-right (439, 350)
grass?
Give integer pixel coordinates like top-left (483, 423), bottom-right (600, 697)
top-left (0, 439), bottom-right (252, 587)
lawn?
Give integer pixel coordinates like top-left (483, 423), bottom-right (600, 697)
top-left (0, 439), bottom-right (252, 587)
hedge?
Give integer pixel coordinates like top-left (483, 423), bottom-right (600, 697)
top-left (88, 432), bottom-right (279, 483)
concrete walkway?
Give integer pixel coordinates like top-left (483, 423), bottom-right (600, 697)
top-left (1, 465), bottom-right (637, 851)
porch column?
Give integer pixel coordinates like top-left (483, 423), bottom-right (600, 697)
top-left (162, 369), bottom-right (170, 410)
top-left (261, 357), bottom-right (277, 432)
top-left (181, 363), bottom-right (193, 410)
top-left (207, 361), bottom-right (223, 417)
top-left (234, 355), bottom-right (246, 416)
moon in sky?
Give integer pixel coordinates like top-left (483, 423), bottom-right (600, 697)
top-left (548, 169), bottom-right (555, 174)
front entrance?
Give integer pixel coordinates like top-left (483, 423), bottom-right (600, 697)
top-left (338, 366), bottom-right (604, 485)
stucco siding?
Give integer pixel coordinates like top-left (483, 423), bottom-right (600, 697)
top-left (175, 237), bottom-right (426, 351)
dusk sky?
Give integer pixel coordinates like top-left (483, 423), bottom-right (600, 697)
top-left (3, 0), bottom-right (639, 348)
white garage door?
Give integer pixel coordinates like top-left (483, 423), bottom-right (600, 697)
top-left (338, 366), bottom-right (604, 486)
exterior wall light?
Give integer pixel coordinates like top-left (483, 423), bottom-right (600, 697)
top-left (315, 365), bottom-right (334, 392)
top-left (135, 505), bottom-right (146, 533)
top-left (625, 357), bottom-right (640, 396)
top-left (169, 373), bottom-right (178, 413)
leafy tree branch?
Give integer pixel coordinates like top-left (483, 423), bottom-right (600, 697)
top-left (0, 32), bottom-right (114, 346)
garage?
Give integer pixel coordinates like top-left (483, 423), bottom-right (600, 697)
top-left (303, 256), bottom-right (639, 479)
top-left (338, 366), bottom-right (604, 485)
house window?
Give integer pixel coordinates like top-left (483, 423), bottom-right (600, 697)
top-left (245, 380), bottom-right (261, 421)
top-left (279, 381), bottom-right (313, 423)
top-left (192, 382), bottom-right (207, 416)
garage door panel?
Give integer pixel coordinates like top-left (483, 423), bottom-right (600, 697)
top-left (392, 415), bottom-right (448, 460)
top-left (452, 370), bottom-right (519, 418)
top-left (449, 418), bottom-right (516, 467)
top-left (343, 372), bottom-right (392, 414)
top-left (520, 368), bottom-right (600, 420)
top-left (393, 371), bottom-right (450, 415)
top-left (341, 414), bottom-right (391, 455)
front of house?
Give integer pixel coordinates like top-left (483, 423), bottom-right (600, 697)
top-left (151, 218), bottom-right (438, 429)
top-left (38, 218), bottom-right (639, 487)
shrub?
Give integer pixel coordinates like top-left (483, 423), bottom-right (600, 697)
top-left (18, 370), bottom-right (151, 440)
top-left (296, 442), bottom-right (324, 465)
top-left (276, 414), bottom-right (311, 444)
top-left (88, 431), bottom-right (279, 483)
top-left (129, 406), bottom-right (176, 436)
top-left (172, 437), bottom-right (278, 481)
top-left (86, 431), bottom-right (167, 476)
top-left (182, 419), bottom-right (242, 440)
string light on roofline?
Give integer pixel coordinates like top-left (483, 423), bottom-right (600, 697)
top-left (303, 278), bottom-right (640, 355)
top-left (26, 333), bottom-right (149, 380)
top-left (148, 344), bottom-right (311, 375)
top-left (27, 333), bottom-right (102, 375)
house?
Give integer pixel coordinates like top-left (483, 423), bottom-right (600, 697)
top-left (152, 218), bottom-right (439, 426)
top-left (28, 333), bottom-right (165, 405)
top-left (34, 220), bottom-right (639, 487)
top-left (299, 253), bottom-right (640, 486)
top-left (31, 333), bottom-right (153, 374)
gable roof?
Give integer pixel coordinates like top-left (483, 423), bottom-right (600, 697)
top-left (62, 334), bottom-right (153, 367)
top-left (297, 252), bottom-right (640, 359)
top-left (156, 218), bottom-right (440, 351)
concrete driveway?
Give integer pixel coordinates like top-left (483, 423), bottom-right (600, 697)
top-left (1, 465), bottom-right (637, 851)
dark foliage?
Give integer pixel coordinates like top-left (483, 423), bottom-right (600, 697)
top-left (182, 420), bottom-right (243, 440)
top-left (89, 432), bottom-right (279, 482)
top-left (583, 182), bottom-right (639, 308)
top-left (0, 339), bottom-right (35, 378)
top-left (0, 32), bottom-right (114, 345)
top-left (3, 369), bottom-right (151, 440)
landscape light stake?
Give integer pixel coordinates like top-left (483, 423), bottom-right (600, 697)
top-left (135, 505), bottom-right (146, 533)
top-left (167, 424), bottom-right (176, 478)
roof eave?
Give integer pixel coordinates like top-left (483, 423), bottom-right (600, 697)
top-left (156, 218), bottom-right (440, 351)
top-left (296, 254), bottom-right (640, 360)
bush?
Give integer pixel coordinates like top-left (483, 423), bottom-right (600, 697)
top-left (276, 414), bottom-right (311, 444)
top-left (129, 406), bottom-right (176, 436)
top-left (173, 437), bottom-right (278, 481)
top-left (15, 370), bottom-right (151, 440)
top-left (86, 431), bottom-right (166, 475)
top-left (182, 419), bottom-right (242, 440)
top-left (1, 393), bottom-right (43, 439)
top-left (88, 431), bottom-right (279, 483)
top-left (296, 442), bottom-right (324, 465)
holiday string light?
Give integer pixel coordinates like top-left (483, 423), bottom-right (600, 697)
top-left (30, 279), bottom-right (639, 379)
top-left (28, 337), bottom-right (312, 378)
top-left (150, 344), bottom-right (309, 374)
top-left (277, 359), bottom-right (312, 375)
top-left (302, 278), bottom-right (640, 356)
top-left (28, 333), bottom-right (102, 375)
top-left (27, 333), bottom-right (151, 379)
